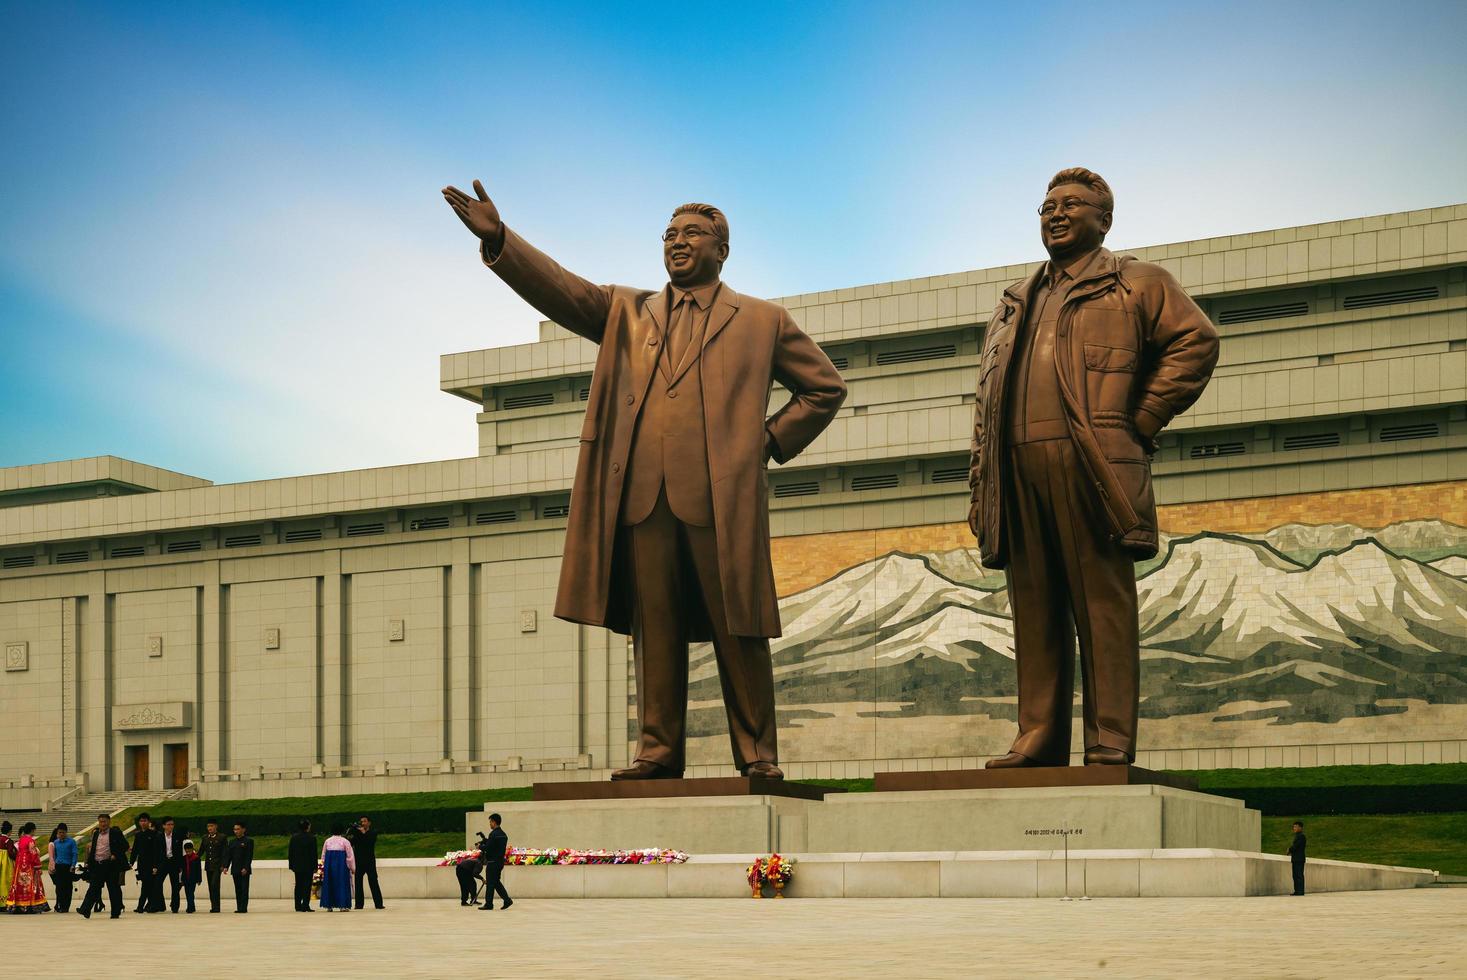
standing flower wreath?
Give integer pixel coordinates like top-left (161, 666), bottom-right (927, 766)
top-left (746, 854), bottom-right (795, 897)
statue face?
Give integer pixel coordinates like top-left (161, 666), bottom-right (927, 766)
top-left (1040, 182), bottom-right (1112, 259)
top-left (662, 212), bottom-right (727, 287)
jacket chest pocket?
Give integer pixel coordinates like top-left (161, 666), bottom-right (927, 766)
top-left (1082, 343), bottom-right (1138, 417)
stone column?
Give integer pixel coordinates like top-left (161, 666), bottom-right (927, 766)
top-left (79, 572), bottom-right (111, 790)
top-left (319, 550), bottom-right (347, 766)
top-left (446, 538), bottom-right (474, 761)
top-left (199, 561), bottom-right (226, 772)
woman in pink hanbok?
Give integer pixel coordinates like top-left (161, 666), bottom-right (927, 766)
top-left (319, 824), bottom-right (355, 911)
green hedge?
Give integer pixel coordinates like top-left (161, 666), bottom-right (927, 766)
top-left (123, 787), bottom-right (533, 837)
top-left (1202, 784), bottom-right (1467, 816)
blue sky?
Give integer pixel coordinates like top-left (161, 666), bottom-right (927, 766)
top-left (3, 0), bottom-right (1465, 483)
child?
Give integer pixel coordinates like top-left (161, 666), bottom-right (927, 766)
top-left (182, 840), bottom-right (202, 913)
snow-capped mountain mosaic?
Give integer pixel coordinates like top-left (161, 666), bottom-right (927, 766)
top-left (675, 520), bottom-right (1467, 762)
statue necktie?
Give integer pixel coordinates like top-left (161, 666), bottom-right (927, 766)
top-left (669, 293), bottom-right (694, 369)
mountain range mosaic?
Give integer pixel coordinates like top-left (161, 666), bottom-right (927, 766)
top-left (675, 519), bottom-right (1467, 763)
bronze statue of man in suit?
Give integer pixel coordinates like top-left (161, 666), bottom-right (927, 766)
top-left (968, 168), bottom-right (1219, 768)
top-left (444, 180), bottom-right (846, 780)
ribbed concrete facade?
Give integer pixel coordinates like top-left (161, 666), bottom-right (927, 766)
top-left (2, 204), bottom-right (1465, 801)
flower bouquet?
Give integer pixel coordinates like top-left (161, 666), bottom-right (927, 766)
top-left (441, 847), bottom-right (689, 867)
top-left (745, 857), bottom-right (765, 898)
top-left (764, 853), bottom-right (794, 897)
top-left (746, 853), bottom-right (795, 897)
top-left (311, 859), bottom-right (324, 899)
top-left (437, 849), bottom-right (483, 867)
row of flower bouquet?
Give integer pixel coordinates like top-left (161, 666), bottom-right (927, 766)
top-left (745, 854), bottom-right (795, 898)
top-left (437, 847), bottom-right (689, 867)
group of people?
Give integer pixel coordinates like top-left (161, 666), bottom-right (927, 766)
top-left (0, 820), bottom-right (52, 913)
top-left (451, 813), bottom-right (512, 911)
top-left (0, 811), bottom-right (390, 917)
top-left (285, 816), bottom-right (386, 912)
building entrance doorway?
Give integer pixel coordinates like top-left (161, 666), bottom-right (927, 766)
top-left (165, 743), bottom-right (189, 789)
top-left (125, 745), bottom-right (150, 790)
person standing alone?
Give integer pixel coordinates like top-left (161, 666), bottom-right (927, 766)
top-left (348, 816), bottom-right (384, 910)
top-left (161, 817), bottom-right (185, 913)
top-left (47, 824), bottom-right (77, 914)
top-left (223, 822), bottom-right (254, 913)
top-left (478, 814), bottom-right (512, 911)
top-left (1289, 821), bottom-right (1308, 896)
top-left (199, 819), bottom-right (228, 913)
top-left (288, 819), bottom-right (318, 912)
top-left (130, 813), bottom-right (166, 913)
top-left (77, 814), bottom-right (128, 920)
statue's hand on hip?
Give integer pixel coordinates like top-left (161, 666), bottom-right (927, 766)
top-left (442, 179), bottom-right (505, 249)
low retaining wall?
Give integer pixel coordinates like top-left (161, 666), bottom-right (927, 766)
top-left (163, 851), bottom-right (1433, 902)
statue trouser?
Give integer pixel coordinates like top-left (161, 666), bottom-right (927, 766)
top-left (1002, 438), bottom-right (1139, 764)
top-left (623, 491), bottom-right (779, 773)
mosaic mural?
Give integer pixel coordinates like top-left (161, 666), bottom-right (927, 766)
top-left (678, 516), bottom-right (1467, 764)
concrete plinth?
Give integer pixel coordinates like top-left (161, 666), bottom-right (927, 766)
top-left (224, 851), bottom-right (1436, 901)
top-left (807, 785), bottom-right (1261, 853)
top-left (469, 794), bottom-right (816, 853)
top-left (470, 784), bottom-right (1260, 856)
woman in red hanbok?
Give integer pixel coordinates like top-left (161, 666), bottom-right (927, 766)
top-left (6, 822), bottom-right (50, 913)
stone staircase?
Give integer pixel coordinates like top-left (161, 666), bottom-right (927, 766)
top-left (29, 789), bottom-right (184, 843)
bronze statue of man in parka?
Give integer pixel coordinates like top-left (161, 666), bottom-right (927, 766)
top-left (444, 180), bottom-right (846, 780)
top-left (969, 168), bottom-right (1219, 767)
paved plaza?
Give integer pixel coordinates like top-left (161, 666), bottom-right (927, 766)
top-left (8, 890), bottom-right (1466, 978)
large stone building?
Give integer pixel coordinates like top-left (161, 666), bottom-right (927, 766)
top-left (2, 205), bottom-right (1464, 804)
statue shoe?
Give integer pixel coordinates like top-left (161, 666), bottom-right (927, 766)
top-left (984, 751), bottom-right (1048, 769)
top-left (609, 760), bottom-right (683, 781)
top-left (743, 761), bottom-right (785, 780)
top-left (1083, 746), bottom-right (1131, 766)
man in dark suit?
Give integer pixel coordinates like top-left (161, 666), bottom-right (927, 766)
top-left (443, 183), bottom-right (846, 780)
top-left (478, 814), bottom-right (512, 911)
top-left (199, 818), bottom-right (228, 913)
top-left (160, 817), bottom-right (186, 913)
top-left (1289, 821), bottom-right (1307, 895)
top-left (77, 813), bottom-right (128, 920)
top-left (130, 812), bottom-right (166, 913)
top-left (288, 819), bottom-right (318, 912)
top-left (223, 821), bottom-right (254, 913)
top-left (348, 816), bottom-right (384, 909)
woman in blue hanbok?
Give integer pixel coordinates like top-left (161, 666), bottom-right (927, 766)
top-left (319, 824), bottom-right (355, 911)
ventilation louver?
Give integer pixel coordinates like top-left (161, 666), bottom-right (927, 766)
top-left (165, 540), bottom-right (202, 554)
top-left (578, 387), bottom-right (590, 401)
top-left (109, 545), bottom-right (145, 559)
top-left (55, 550), bottom-right (90, 564)
top-left (874, 344), bottom-right (958, 366)
top-left (501, 392), bottom-right (555, 410)
top-left (475, 510), bottom-right (518, 525)
top-left (542, 504), bottom-right (570, 519)
top-left (851, 473), bottom-right (900, 492)
top-left (409, 516), bottom-right (451, 531)
top-left (828, 356), bottom-right (850, 371)
top-left (283, 528), bottom-right (323, 543)
top-left (1282, 432), bottom-right (1341, 451)
top-left (2, 555), bottom-right (36, 569)
top-left (772, 481), bottom-right (821, 499)
top-left (1378, 422), bottom-right (1440, 442)
top-left (1216, 302), bottom-right (1309, 325)
top-left (345, 522), bottom-right (386, 537)
top-left (929, 467), bottom-right (969, 484)
top-left (1188, 441), bottom-right (1248, 459)
top-left (1342, 286), bottom-right (1439, 310)
top-left (224, 534), bottom-right (263, 548)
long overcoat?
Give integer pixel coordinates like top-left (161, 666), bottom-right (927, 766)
top-left (484, 228), bottom-right (847, 638)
